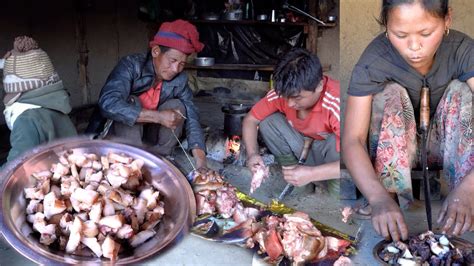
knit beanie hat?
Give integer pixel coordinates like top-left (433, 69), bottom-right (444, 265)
top-left (2, 36), bottom-right (61, 104)
top-left (149, 19), bottom-right (204, 54)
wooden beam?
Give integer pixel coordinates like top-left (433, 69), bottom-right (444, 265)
top-left (74, 0), bottom-right (90, 105)
top-left (185, 63), bottom-right (331, 72)
top-left (306, 0), bottom-right (318, 54)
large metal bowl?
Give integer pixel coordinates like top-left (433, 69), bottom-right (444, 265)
top-left (0, 137), bottom-right (196, 265)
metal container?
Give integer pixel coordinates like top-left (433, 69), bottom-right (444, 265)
top-left (256, 14), bottom-right (267, 21)
top-left (223, 10), bottom-right (242, 21)
top-left (373, 233), bottom-right (474, 265)
top-left (222, 104), bottom-right (251, 136)
top-left (271, 10), bottom-right (276, 22)
top-left (194, 57), bottom-right (215, 67)
top-left (202, 13), bottom-right (219, 21)
top-left (0, 137), bottom-right (196, 265)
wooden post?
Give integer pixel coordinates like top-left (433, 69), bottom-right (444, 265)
top-left (306, 0), bottom-right (318, 54)
top-left (113, 0), bottom-right (120, 62)
top-left (74, 0), bottom-right (90, 105)
top-left (26, 0), bottom-right (34, 35)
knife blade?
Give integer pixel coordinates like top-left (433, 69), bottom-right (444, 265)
top-left (277, 137), bottom-right (314, 201)
top-left (277, 183), bottom-right (295, 201)
top-left (171, 129), bottom-right (196, 172)
top-left (420, 86), bottom-right (432, 230)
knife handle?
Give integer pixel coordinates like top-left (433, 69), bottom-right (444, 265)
top-left (420, 86), bottom-right (430, 131)
top-left (298, 137), bottom-right (314, 165)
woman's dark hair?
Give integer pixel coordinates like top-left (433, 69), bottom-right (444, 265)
top-left (273, 48), bottom-right (323, 98)
top-left (378, 0), bottom-right (449, 27)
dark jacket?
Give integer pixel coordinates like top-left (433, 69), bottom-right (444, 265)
top-left (98, 52), bottom-right (206, 152)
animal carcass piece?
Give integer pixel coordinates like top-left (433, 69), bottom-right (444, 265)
top-left (23, 151), bottom-right (163, 260)
top-left (250, 164), bottom-right (269, 194)
top-left (189, 170), bottom-right (352, 264)
top-left (190, 169), bottom-right (259, 223)
top-left (249, 212), bottom-right (351, 264)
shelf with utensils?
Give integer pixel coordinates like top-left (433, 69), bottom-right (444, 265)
top-left (185, 63), bottom-right (331, 72)
top-left (189, 19), bottom-right (336, 28)
top-left (185, 63), bottom-right (274, 71)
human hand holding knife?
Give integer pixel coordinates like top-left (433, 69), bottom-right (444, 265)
top-left (277, 137), bottom-right (314, 201)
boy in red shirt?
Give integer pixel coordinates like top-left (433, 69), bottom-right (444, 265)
top-left (242, 48), bottom-right (340, 196)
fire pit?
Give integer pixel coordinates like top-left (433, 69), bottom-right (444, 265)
top-left (204, 103), bottom-right (251, 165)
top-left (205, 131), bottom-right (245, 165)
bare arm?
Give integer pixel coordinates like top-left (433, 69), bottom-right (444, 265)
top-left (438, 169), bottom-right (474, 235)
top-left (242, 113), bottom-right (265, 173)
top-left (342, 95), bottom-right (408, 241)
top-left (136, 109), bottom-right (161, 124)
top-left (467, 77), bottom-right (474, 93)
top-left (309, 160), bottom-right (340, 180)
top-left (342, 95), bottom-right (388, 202)
top-left (138, 108), bottom-right (204, 167)
top-left (192, 148), bottom-right (207, 169)
top-left (242, 113), bottom-right (260, 157)
top-left (136, 109), bottom-right (184, 130)
top-left (282, 160), bottom-right (340, 186)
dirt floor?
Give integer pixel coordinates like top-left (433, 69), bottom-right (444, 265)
top-left (0, 95), bottom-right (473, 265)
top-left (171, 96), bottom-right (474, 265)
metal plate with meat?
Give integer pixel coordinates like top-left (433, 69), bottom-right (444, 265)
top-left (23, 150), bottom-right (167, 260)
top-left (0, 138), bottom-right (195, 264)
top-left (188, 169), bottom-right (355, 265)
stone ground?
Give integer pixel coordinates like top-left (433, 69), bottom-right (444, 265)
top-left (0, 96), bottom-right (472, 265)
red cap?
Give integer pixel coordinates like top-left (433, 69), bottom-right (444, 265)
top-left (149, 19), bottom-right (204, 54)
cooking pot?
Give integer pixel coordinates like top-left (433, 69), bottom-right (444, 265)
top-left (221, 104), bottom-right (251, 136)
top-left (0, 137), bottom-right (196, 264)
top-left (194, 57), bottom-right (215, 67)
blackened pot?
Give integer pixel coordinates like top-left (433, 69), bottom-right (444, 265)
top-left (221, 104), bottom-right (251, 136)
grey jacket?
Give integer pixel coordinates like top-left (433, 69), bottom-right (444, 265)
top-left (98, 52), bottom-right (205, 152)
top-left (6, 82), bottom-right (77, 163)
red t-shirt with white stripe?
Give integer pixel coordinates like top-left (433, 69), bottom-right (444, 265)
top-left (250, 75), bottom-right (340, 152)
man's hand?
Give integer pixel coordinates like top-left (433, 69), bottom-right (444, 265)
top-left (192, 148), bottom-right (207, 171)
top-left (246, 154), bottom-right (265, 175)
top-left (281, 165), bottom-right (313, 187)
top-left (370, 196), bottom-right (408, 241)
top-left (195, 158), bottom-right (207, 171)
top-left (437, 184), bottom-right (473, 236)
top-left (158, 109), bottom-right (184, 129)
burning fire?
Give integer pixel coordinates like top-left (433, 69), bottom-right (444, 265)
top-left (225, 135), bottom-right (241, 161)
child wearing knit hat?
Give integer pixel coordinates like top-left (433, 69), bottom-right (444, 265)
top-left (1, 36), bottom-right (77, 163)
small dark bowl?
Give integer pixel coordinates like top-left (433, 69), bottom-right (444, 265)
top-left (373, 233), bottom-right (474, 265)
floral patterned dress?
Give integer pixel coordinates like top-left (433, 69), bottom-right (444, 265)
top-left (368, 80), bottom-right (472, 206)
